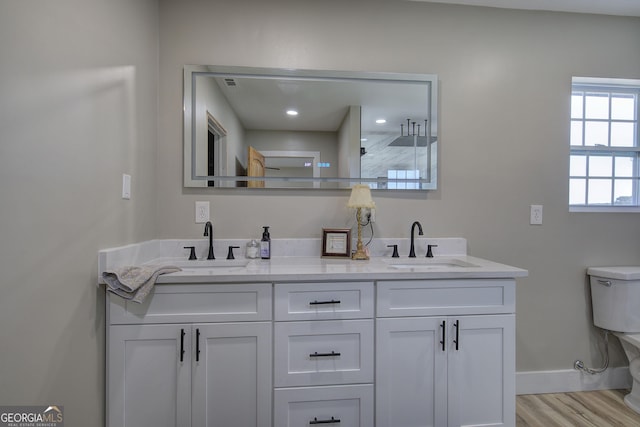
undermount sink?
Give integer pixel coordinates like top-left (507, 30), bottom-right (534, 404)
top-left (163, 259), bottom-right (251, 269)
top-left (383, 257), bottom-right (478, 270)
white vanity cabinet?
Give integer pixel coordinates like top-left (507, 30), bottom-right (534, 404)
top-left (273, 282), bottom-right (375, 427)
top-left (104, 265), bottom-right (521, 427)
top-left (106, 283), bottom-right (273, 427)
top-left (376, 279), bottom-right (516, 427)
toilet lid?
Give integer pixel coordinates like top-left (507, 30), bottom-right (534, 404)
top-left (588, 266), bottom-right (640, 281)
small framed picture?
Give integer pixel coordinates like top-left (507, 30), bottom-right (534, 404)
top-left (322, 228), bottom-right (351, 258)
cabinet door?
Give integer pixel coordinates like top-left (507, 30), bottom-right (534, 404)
top-left (376, 317), bottom-right (448, 427)
top-left (447, 315), bottom-right (515, 427)
top-left (107, 324), bottom-right (191, 427)
top-left (192, 322), bottom-right (272, 427)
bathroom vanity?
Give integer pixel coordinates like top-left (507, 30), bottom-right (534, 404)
top-left (99, 238), bottom-right (527, 427)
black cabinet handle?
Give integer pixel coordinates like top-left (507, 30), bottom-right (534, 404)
top-left (453, 320), bottom-right (459, 351)
top-left (180, 329), bottom-right (185, 362)
top-left (310, 416), bottom-right (341, 424)
top-left (309, 300), bottom-right (341, 305)
top-left (196, 328), bottom-right (201, 361)
top-left (440, 320), bottom-right (446, 351)
top-left (310, 351), bottom-right (341, 358)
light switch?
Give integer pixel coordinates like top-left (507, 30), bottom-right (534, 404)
top-left (122, 174), bottom-right (131, 200)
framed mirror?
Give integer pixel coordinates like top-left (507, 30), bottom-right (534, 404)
top-left (184, 65), bottom-right (438, 190)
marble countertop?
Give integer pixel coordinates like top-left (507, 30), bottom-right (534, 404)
top-left (150, 255), bottom-right (528, 283)
top-left (98, 238), bottom-right (528, 284)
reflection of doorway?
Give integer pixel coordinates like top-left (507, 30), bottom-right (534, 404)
top-left (207, 112), bottom-right (227, 187)
top-left (248, 146), bottom-right (265, 188)
top-left (261, 150), bottom-right (321, 189)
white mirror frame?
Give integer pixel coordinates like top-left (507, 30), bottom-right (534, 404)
top-left (184, 65), bottom-right (438, 190)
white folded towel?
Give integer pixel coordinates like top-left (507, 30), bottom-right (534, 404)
top-left (102, 265), bottom-right (181, 303)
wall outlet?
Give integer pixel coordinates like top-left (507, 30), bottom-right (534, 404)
top-left (195, 201), bottom-right (210, 223)
top-left (530, 205), bottom-right (543, 225)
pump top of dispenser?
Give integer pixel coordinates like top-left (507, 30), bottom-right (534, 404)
top-left (262, 226), bottom-right (270, 239)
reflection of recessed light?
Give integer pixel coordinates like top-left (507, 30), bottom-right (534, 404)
top-left (376, 119), bottom-right (386, 124)
top-left (286, 110), bottom-right (298, 116)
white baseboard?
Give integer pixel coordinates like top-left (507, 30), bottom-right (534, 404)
top-left (516, 367), bottom-right (632, 395)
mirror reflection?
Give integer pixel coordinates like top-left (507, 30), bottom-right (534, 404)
top-left (184, 65), bottom-right (438, 190)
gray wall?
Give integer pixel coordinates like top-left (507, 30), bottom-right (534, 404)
top-left (158, 0), bottom-right (640, 373)
top-left (1, 0), bottom-right (639, 424)
top-left (0, 0), bottom-right (158, 424)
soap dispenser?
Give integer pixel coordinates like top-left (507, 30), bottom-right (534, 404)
top-left (260, 226), bottom-right (271, 259)
top-left (246, 239), bottom-right (259, 259)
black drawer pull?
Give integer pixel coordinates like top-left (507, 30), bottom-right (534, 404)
top-left (310, 416), bottom-right (341, 424)
top-left (196, 328), bottom-right (201, 362)
top-left (310, 351), bottom-right (341, 358)
top-left (453, 320), bottom-right (460, 351)
top-left (180, 329), bottom-right (185, 362)
top-left (309, 300), bottom-right (341, 305)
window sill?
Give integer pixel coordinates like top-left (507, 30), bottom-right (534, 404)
top-left (570, 206), bottom-right (640, 213)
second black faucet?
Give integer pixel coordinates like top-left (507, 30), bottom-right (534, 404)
top-left (204, 221), bottom-right (215, 260)
top-left (409, 221), bottom-right (424, 258)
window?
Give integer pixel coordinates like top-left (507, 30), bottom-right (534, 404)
top-left (570, 78), bottom-right (640, 210)
top-left (387, 170), bottom-right (420, 190)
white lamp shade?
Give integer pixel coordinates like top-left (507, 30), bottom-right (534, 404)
top-left (347, 184), bottom-right (375, 208)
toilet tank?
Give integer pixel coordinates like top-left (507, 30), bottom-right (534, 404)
top-left (587, 267), bottom-right (640, 333)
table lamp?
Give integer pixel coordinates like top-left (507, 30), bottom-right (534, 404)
top-left (347, 184), bottom-right (375, 260)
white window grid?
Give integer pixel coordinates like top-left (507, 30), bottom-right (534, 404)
top-left (570, 83), bottom-right (640, 208)
top-left (387, 170), bottom-right (420, 190)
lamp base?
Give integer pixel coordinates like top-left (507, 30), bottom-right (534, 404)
top-left (352, 248), bottom-right (369, 260)
top-left (352, 207), bottom-right (369, 260)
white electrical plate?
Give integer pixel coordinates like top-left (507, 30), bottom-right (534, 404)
top-left (530, 205), bottom-right (543, 225)
top-left (122, 174), bottom-right (131, 200)
top-left (195, 201), bottom-right (210, 223)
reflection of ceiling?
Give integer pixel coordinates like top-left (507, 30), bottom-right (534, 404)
top-left (210, 74), bottom-right (434, 140)
top-left (409, 0), bottom-right (640, 17)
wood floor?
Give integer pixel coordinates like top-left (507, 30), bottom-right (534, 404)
top-left (517, 389), bottom-right (640, 427)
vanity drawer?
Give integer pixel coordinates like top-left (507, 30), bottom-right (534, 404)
top-left (274, 320), bottom-right (374, 387)
top-left (377, 279), bottom-right (516, 317)
top-left (274, 384), bottom-right (374, 427)
top-left (108, 283), bottom-right (272, 324)
top-left (274, 282), bottom-right (374, 321)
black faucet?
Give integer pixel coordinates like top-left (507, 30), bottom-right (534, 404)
top-left (203, 221), bottom-right (215, 260)
top-left (409, 221), bottom-right (424, 258)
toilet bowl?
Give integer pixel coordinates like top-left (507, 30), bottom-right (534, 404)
top-left (587, 266), bottom-right (640, 415)
top-left (616, 333), bottom-right (640, 413)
